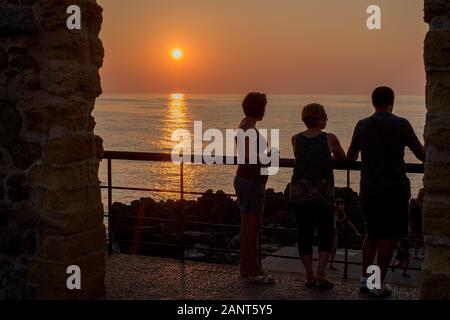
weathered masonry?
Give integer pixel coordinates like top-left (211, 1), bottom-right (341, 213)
top-left (421, 0), bottom-right (450, 300)
top-left (0, 0), bottom-right (105, 299)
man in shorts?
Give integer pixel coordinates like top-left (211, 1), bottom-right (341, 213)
top-left (347, 86), bottom-right (425, 298)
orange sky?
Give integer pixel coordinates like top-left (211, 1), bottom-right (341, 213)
top-left (97, 0), bottom-right (428, 95)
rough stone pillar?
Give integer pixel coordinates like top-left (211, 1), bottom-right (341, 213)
top-left (0, 0), bottom-right (105, 299)
top-left (421, 0), bottom-right (450, 300)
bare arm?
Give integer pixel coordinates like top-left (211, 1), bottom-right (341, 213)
top-left (291, 134), bottom-right (297, 155)
top-left (404, 120), bottom-right (425, 162)
top-left (347, 124), bottom-right (360, 162)
top-left (328, 133), bottom-right (347, 163)
top-left (411, 144), bottom-right (426, 163)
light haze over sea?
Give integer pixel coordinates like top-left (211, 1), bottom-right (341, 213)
top-left (94, 94), bottom-right (425, 205)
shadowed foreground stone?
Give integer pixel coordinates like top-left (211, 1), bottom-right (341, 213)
top-left (105, 255), bottom-right (419, 300)
top-left (421, 0), bottom-right (450, 300)
top-left (0, 8), bottom-right (37, 35)
top-left (0, 0), bottom-right (105, 299)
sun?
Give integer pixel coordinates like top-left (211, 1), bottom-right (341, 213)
top-left (171, 48), bottom-right (183, 60)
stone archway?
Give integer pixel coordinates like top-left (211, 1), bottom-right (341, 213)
top-left (421, 0), bottom-right (450, 300)
top-left (0, 0), bottom-right (105, 299)
top-left (0, 0), bottom-right (449, 300)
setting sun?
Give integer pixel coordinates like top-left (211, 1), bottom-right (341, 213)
top-left (171, 48), bottom-right (183, 60)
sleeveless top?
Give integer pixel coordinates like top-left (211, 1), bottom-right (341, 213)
top-left (290, 132), bottom-right (334, 206)
top-left (236, 128), bottom-right (269, 184)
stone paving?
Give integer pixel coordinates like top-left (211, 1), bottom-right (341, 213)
top-left (262, 246), bottom-right (423, 287)
top-left (105, 254), bottom-right (420, 300)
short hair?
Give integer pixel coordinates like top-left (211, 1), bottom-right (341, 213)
top-left (372, 86), bottom-right (395, 108)
top-left (301, 103), bottom-right (327, 129)
top-left (242, 92), bottom-right (267, 118)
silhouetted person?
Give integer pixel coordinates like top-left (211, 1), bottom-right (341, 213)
top-left (289, 103), bottom-right (346, 289)
top-left (329, 198), bottom-right (361, 271)
top-left (409, 188), bottom-right (424, 259)
top-left (391, 239), bottom-right (411, 278)
top-left (233, 92), bottom-right (274, 284)
top-left (347, 86), bottom-right (425, 298)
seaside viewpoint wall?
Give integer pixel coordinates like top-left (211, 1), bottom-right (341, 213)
top-left (421, 0), bottom-right (450, 300)
top-left (0, 0), bottom-right (105, 299)
top-left (0, 0), bottom-right (449, 300)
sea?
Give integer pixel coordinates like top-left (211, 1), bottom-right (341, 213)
top-left (93, 93), bottom-right (426, 205)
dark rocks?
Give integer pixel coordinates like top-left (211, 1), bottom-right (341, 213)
top-left (183, 231), bottom-right (215, 248)
top-left (261, 244), bottom-right (281, 255)
top-left (111, 186), bottom-right (365, 263)
top-left (226, 235), bottom-right (240, 250)
top-left (184, 244), bottom-right (210, 261)
top-left (0, 9), bottom-right (37, 35)
top-left (113, 224), bottom-right (180, 258)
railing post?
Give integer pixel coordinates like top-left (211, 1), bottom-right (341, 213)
top-left (107, 158), bottom-right (113, 255)
top-left (343, 168), bottom-right (350, 279)
top-left (180, 162), bottom-right (185, 263)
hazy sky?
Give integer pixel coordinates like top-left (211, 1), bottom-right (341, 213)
top-left (97, 0), bottom-right (428, 95)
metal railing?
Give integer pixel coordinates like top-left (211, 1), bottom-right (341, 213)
top-left (102, 151), bottom-right (425, 279)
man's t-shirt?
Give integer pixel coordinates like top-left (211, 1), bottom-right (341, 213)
top-left (348, 112), bottom-right (423, 195)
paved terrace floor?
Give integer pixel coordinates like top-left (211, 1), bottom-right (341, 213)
top-left (105, 255), bottom-right (420, 300)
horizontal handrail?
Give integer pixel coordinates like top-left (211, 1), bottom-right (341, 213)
top-left (103, 150), bottom-right (425, 276)
top-left (102, 151), bottom-right (424, 174)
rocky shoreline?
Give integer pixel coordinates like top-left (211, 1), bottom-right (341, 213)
top-left (109, 185), bottom-right (364, 264)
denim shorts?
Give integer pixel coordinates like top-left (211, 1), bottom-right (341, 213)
top-left (233, 175), bottom-right (266, 214)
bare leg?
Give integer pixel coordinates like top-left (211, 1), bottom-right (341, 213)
top-left (329, 235), bottom-right (338, 269)
top-left (240, 214), bottom-right (249, 276)
top-left (402, 258), bottom-right (410, 277)
top-left (377, 239), bottom-right (397, 282)
top-left (413, 232), bottom-right (422, 258)
top-left (255, 214), bottom-right (263, 272)
top-left (362, 235), bottom-right (378, 277)
top-left (317, 251), bottom-right (331, 280)
top-left (300, 255), bottom-right (315, 283)
top-left (246, 213), bottom-right (262, 276)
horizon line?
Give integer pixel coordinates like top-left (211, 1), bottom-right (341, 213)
top-left (100, 92), bottom-right (426, 97)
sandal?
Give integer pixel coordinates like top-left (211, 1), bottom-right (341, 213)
top-left (315, 279), bottom-right (334, 289)
top-left (247, 274), bottom-right (276, 285)
top-left (369, 286), bottom-right (392, 298)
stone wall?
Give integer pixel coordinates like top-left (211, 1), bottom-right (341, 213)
top-left (421, 0), bottom-right (450, 300)
top-left (0, 0), bottom-right (105, 299)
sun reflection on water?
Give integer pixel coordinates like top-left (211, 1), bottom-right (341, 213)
top-left (154, 93), bottom-right (198, 199)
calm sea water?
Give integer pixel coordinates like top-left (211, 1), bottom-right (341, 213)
top-left (94, 94), bottom-right (426, 205)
